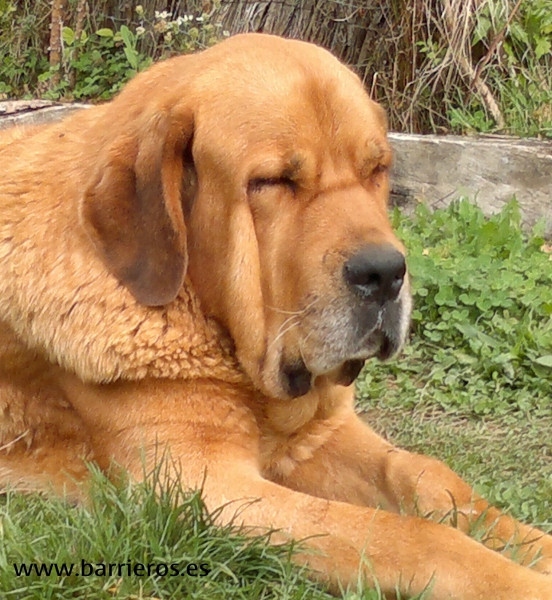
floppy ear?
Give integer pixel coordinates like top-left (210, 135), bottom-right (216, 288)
top-left (80, 109), bottom-right (193, 306)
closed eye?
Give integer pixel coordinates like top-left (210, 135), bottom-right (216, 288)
top-left (248, 177), bottom-right (297, 194)
top-left (366, 163), bottom-right (389, 181)
top-left (359, 156), bottom-right (390, 183)
top-left (361, 163), bottom-right (389, 189)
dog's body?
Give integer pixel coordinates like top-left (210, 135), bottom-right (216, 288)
top-left (0, 34), bottom-right (551, 599)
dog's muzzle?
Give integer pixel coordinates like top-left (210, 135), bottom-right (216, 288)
top-left (280, 243), bottom-right (411, 399)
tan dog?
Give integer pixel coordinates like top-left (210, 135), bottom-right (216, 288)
top-left (0, 33), bottom-right (551, 599)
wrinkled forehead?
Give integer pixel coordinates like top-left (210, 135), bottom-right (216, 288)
top-left (191, 41), bottom-right (388, 169)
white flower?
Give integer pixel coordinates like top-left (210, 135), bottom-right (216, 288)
top-left (196, 16), bottom-right (204, 22)
top-left (155, 10), bottom-right (172, 20)
top-left (135, 26), bottom-right (145, 36)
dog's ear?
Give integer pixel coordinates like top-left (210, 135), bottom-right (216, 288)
top-left (80, 109), bottom-right (193, 306)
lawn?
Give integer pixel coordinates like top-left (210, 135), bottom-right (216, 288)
top-left (1, 199), bottom-right (550, 599)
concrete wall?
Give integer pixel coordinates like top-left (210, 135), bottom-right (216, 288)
top-left (389, 132), bottom-right (551, 236)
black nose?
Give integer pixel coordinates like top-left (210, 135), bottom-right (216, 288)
top-left (343, 244), bottom-right (406, 304)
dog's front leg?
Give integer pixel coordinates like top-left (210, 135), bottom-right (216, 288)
top-left (271, 406), bottom-right (552, 575)
top-left (198, 460), bottom-right (552, 600)
top-left (67, 378), bottom-right (552, 598)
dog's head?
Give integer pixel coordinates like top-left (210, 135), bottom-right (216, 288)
top-left (81, 33), bottom-right (411, 399)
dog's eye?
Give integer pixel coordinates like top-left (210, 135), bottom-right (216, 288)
top-left (248, 177), bottom-right (297, 194)
top-left (359, 160), bottom-right (389, 185)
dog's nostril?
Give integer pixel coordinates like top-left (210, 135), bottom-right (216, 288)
top-left (367, 273), bottom-right (381, 287)
top-left (343, 244), bottom-right (406, 304)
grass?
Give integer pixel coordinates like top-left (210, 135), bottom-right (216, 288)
top-left (0, 469), bottom-right (421, 600)
top-left (0, 469), bottom-right (332, 600)
top-left (1, 199), bottom-right (550, 599)
top-left (361, 408), bottom-right (552, 529)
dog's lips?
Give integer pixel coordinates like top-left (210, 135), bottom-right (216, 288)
top-left (338, 326), bottom-right (390, 363)
top-left (279, 327), bottom-right (394, 398)
top-left (334, 358), bottom-right (366, 387)
top-left (331, 328), bottom-right (393, 385)
top-left (373, 329), bottom-right (395, 360)
top-left (280, 358), bottom-right (313, 398)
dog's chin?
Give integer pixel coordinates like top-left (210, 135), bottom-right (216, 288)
top-left (279, 329), bottom-right (401, 399)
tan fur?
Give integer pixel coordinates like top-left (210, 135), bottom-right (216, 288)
top-left (0, 34), bottom-right (551, 599)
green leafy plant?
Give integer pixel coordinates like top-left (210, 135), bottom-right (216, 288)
top-left (0, 0), bottom-right (50, 99)
top-left (0, 3), bottom-right (225, 102)
top-left (358, 198), bottom-right (552, 417)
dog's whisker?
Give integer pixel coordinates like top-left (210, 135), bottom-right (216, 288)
top-left (266, 296), bottom-right (321, 317)
top-left (266, 306), bottom-right (305, 316)
top-left (278, 314), bottom-right (301, 333)
top-left (268, 318), bottom-right (300, 351)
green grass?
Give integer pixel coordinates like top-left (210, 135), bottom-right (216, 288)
top-left (0, 468), bottom-right (423, 600)
top-left (0, 468), bottom-right (332, 600)
top-left (361, 408), bottom-right (552, 529)
top-left (1, 199), bottom-right (550, 599)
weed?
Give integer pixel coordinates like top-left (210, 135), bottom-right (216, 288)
top-left (358, 198), bottom-right (552, 418)
top-left (445, 0), bottom-right (552, 136)
top-left (0, 2), bottom-right (225, 102)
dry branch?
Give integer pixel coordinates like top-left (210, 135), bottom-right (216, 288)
top-left (442, 0), bottom-right (505, 130)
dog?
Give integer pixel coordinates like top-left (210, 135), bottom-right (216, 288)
top-left (0, 33), bottom-right (551, 599)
